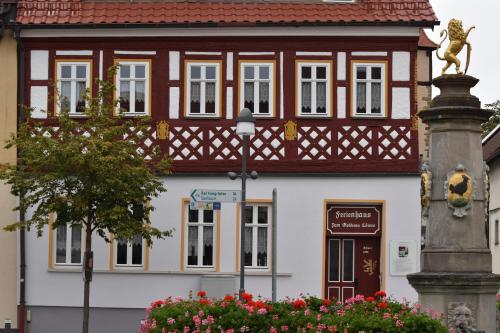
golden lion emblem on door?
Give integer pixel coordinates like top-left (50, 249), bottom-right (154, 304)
top-left (436, 19), bottom-right (475, 75)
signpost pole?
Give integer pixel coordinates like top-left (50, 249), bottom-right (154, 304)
top-left (239, 134), bottom-right (248, 300)
top-left (271, 188), bottom-right (277, 302)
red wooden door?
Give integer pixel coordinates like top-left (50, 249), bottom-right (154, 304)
top-left (326, 237), bottom-right (380, 301)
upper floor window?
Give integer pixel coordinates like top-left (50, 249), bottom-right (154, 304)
top-left (239, 61), bottom-right (275, 117)
top-left (352, 62), bottom-right (387, 117)
top-left (243, 204), bottom-right (271, 269)
top-left (186, 206), bottom-right (216, 268)
top-left (56, 61), bottom-right (91, 115)
top-left (55, 223), bottom-right (83, 265)
top-left (115, 60), bottom-right (151, 115)
top-left (115, 236), bottom-right (144, 267)
top-left (185, 61), bottom-right (221, 117)
top-left (296, 61), bottom-right (332, 117)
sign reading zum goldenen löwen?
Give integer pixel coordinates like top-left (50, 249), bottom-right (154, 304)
top-left (327, 205), bottom-right (381, 236)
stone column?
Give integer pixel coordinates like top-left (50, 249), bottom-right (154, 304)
top-left (408, 75), bottom-right (500, 333)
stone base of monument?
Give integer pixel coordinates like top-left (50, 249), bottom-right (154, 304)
top-left (408, 73), bottom-right (500, 333)
top-left (408, 273), bottom-right (500, 332)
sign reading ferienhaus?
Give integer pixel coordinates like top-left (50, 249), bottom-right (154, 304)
top-left (327, 205), bottom-right (381, 236)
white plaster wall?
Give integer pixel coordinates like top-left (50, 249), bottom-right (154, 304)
top-left (488, 158), bottom-right (500, 274)
top-left (337, 52), bottom-right (346, 81)
top-left (30, 50), bottom-right (48, 80)
top-left (169, 51), bottom-right (180, 81)
top-left (337, 87), bottom-right (346, 118)
top-left (391, 87), bottom-right (410, 119)
top-left (30, 86), bottom-right (48, 119)
top-left (169, 87), bottom-right (180, 119)
top-left (25, 176), bottom-right (420, 309)
top-left (392, 51), bottom-right (410, 82)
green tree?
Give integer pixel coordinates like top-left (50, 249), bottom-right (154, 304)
top-left (482, 100), bottom-right (500, 138)
top-left (0, 68), bottom-right (171, 333)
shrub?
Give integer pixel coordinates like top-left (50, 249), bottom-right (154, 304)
top-left (140, 291), bottom-right (447, 333)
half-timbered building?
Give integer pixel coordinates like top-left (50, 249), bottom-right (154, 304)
top-left (16, 0), bottom-right (438, 331)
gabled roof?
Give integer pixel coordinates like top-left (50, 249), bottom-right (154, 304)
top-left (483, 124), bottom-right (500, 163)
top-left (418, 28), bottom-right (438, 49)
top-left (16, 0), bottom-right (438, 27)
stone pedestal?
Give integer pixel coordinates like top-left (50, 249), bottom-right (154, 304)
top-left (408, 75), bottom-right (500, 333)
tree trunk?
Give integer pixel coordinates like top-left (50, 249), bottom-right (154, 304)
top-left (82, 222), bottom-right (92, 333)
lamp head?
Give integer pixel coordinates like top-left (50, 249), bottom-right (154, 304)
top-left (249, 171), bottom-right (258, 180)
top-left (228, 171), bottom-right (239, 180)
top-left (236, 108), bottom-right (256, 136)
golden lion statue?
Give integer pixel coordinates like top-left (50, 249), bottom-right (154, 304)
top-left (436, 19), bottom-right (475, 75)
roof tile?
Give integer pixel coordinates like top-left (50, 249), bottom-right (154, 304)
top-left (16, 0), bottom-right (438, 27)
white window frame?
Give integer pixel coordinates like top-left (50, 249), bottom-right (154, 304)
top-left (185, 61), bottom-right (221, 117)
top-left (185, 205), bottom-right (217, 270)
top-left (56, 61), bottom-right (91, 116)
top-left (296, 61), bottom-right (332, 117)
top-left (115, 60), bottom-right (151, 116)
top-left (242, 204), bottom-right (272, 270)
top-left (114, 236), bottom-right (145, 268)
top-left (54, 223), bottom-right (84, 266)
top-left (239, 61), bottom-right (275, 117)
top-left (351, 62), bottom-right (387, 117)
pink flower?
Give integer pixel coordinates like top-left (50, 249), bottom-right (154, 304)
top-left (270, 327), bottom-right (278, 333)
top-left (396, 320), bottom-right (404, 328)
top-left (257, 308), bottom-right (268, 315)
top-left (304, 309), bottom-right (311, 316)
top-left (320, 305), bottom-right (329, 313)
top-left (306, 323), bottom-right (313, 330)
top-left (280, 326), bottom-right (289, 331)
top-left (383, 312), bottom-right (391, 319)
top-left (184, 327), bottom-right (191, 333)
top-left (167, 317), bottom-right (176, 325)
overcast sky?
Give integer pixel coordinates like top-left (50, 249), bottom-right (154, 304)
top-left (427, 0), bottom-right (498, 105)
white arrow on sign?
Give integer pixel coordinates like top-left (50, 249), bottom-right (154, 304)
top-left (190, 189), bottom-right (241, 203)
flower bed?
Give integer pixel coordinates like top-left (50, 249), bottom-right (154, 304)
top-left (141, 291), bottom-right (446, 333)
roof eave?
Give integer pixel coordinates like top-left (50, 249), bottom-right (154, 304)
top-left (15, 20), bottom-right (440, 30)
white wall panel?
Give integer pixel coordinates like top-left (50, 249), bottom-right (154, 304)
top-left (337, 87), bottom-right (346, 118)
top-left (30, 50), bottom-right (49, 80)
top-left (226, 87), bottom-right (233, 119)
top-left (226, 52), bottom-right (233, 81)
top-left (392, 51), bottom-right (410, 81)
top-left (337, 52), bottom-right (346, 81)
top-left (169, 51), bottom-right (180, 80)
top-left (391, 87), bottom-right (411, 119)
top-left (30, 86), bottom-right (48, 119)
top-left (169, 87), bottom-right (180, 119)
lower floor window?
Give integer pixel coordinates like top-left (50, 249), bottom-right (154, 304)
top-left (116, 235), bottom-right (143, 266)
top-left (243, 204), bottom-right (271, 268)
top-left (187, 206), bottom-right (215, 268)
top-left (55, 223), bottom-right (83, 265)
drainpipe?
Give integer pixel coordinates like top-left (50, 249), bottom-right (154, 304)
top-left (14, 23), bottom-right (26, 333)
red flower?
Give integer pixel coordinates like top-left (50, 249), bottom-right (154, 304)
top-left (377, 301), bottom-right (388, 309)
top-left (374, 291), bottom-right (386, 298)
top-left (322, 299), bottom-right (331, 306)
top-left (293, 299), bottom-right (306, 309)
top-left (197, 290), bottom-right (206, 298)
top-left (224, 295), bottom-right (234, 302)
top-left (199, 298), bottom-right (209, 305)
top-left (255, 300), bottom-right (266, 309)
top-left (366, 297), bottom-right (375, 302)
top-left (242, 292), bottom-right (253, 302)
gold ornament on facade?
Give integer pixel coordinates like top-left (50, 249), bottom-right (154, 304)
top-left (445, 164), bottom-right (474, 218)
top-left (156, 120), bottom-right (169, 140)
top-left (284, 120), bottom-right (297, 141)
top-left (420, 163), bottom-right (432, 212)
top-left (436, 18), bottom-right (475, 75)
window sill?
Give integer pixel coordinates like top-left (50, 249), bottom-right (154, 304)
top-left (184, 115), bottom-right (222, 119)
top-left (296, 114), bottom-right (332, 119)
top-left (351, 114), bottom-right (387, 119)
top-left (118, 113), bottom-right (149, 118)
top-left (48, 268), bottom-right (292, 277)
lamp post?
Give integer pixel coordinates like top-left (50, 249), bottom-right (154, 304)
top-left (228, 108), bottom-right (258, 300)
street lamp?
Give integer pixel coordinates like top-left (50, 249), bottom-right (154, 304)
top-left (228, 108), bottom-right (258, 300)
